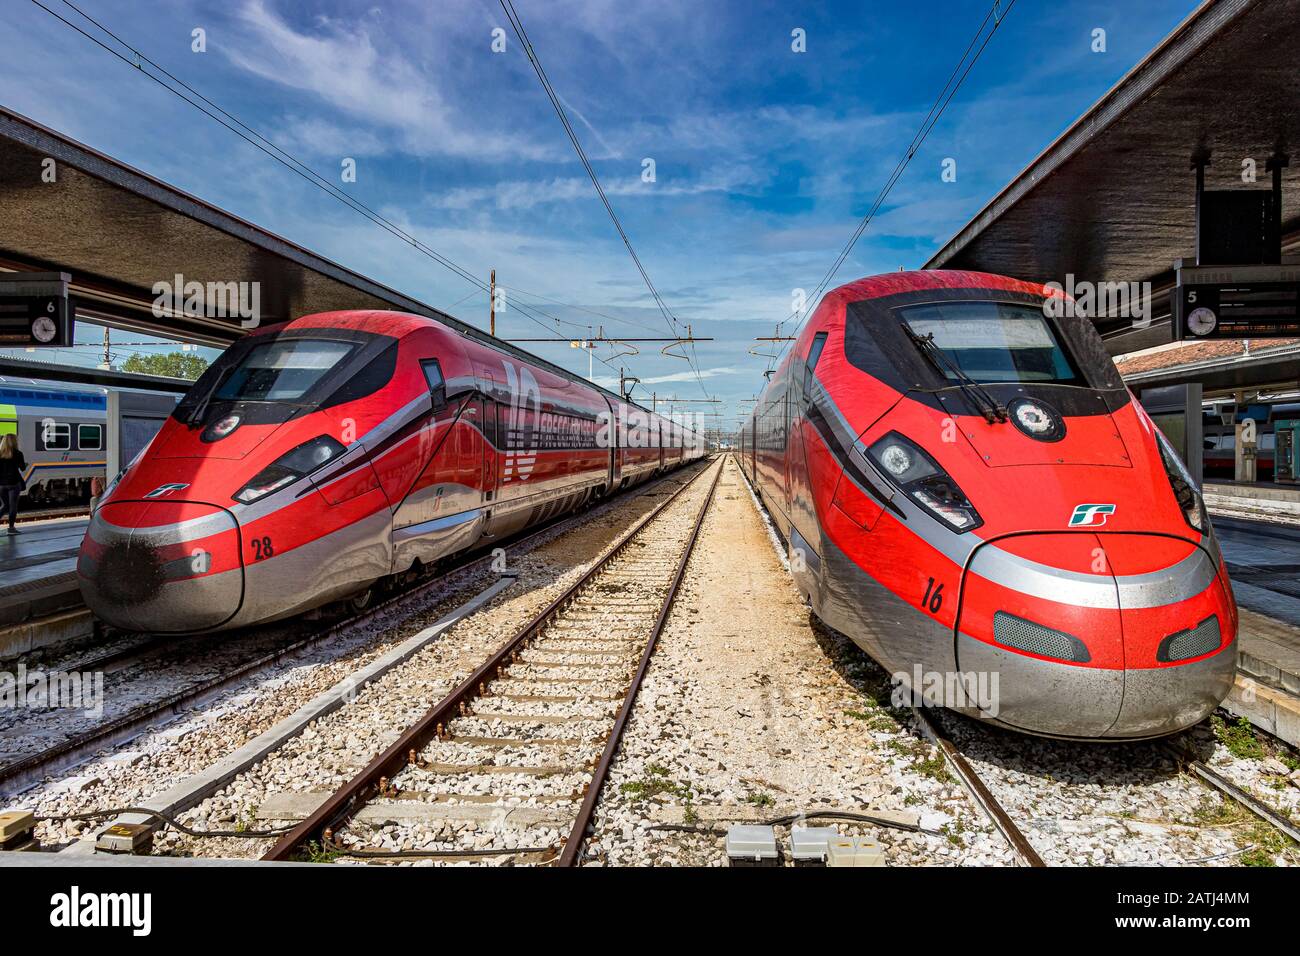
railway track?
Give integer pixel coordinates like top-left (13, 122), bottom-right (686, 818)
top-left (911, 706), bottom-right (1045, 867)
top-left (0, 464), bottom-right (712, 798)
top-left (914, 705), bottom-right (1300, 867)
top-left (262, 456), bottom-right (724, 864)
top-left (13, 506), bottom-right (89, 525)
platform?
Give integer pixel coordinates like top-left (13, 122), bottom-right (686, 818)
top-left (1215, 516), bottom-right (1300, 627)
top-left (1212, 515), bottom-right (1300, 745)
top-left (1205, 481), bottom-right (1300, 522)
top-left (0, 517), bottom-right (90, 657)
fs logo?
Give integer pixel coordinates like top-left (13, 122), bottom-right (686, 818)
top-left (1069, 503), bottom-right (1116, 527)
top-left (144, 483), bottom-right (189, 499)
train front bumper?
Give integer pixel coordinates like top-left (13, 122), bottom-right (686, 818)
top-left (954, 631), bottom-right (1237, 739)
top-left (77, 500), bottom-right (244, 633)
top-left (954, 533), bottom-right (1238, 740)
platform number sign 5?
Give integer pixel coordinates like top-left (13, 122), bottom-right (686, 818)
top-left (921, 577), bottom-right (944, 614)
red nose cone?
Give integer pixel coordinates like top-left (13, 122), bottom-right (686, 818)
top-left (78, 500), bottom-right (244, 632)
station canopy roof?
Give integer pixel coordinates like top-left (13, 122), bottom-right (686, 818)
top-left (926, 0), bottom-right (1300, 357)
top-left (0, 106), bottom-right (449, 348)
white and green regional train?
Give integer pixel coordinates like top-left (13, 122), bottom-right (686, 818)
top-left (0, 375), bottom-right (179, 507)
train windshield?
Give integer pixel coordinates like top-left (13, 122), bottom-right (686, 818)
top-left (898, 301), bottom-right (1084, 385)
top-left (214, 339), bottom-right (359, 402)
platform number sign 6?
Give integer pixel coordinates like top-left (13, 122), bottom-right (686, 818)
top-left (921, 577), bottom-right (944, 614)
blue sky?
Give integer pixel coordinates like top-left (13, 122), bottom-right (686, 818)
top-left (0, 0), bottom-right (1199, 428)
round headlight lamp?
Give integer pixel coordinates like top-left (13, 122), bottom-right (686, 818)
top-left (202, 414), bottom-right (242, 443)
top-left (1008, 398), bottom-right (1065, 443)
top-left (879, 443), bottom-right (913, 476)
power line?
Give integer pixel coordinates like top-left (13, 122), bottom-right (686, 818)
top-left (30, 0), bottom-right (648, 384)
top-left (499, 285), bottom-right (671, 337)
top-left (34, 0), bottom-right (493, 294)
top-left (497, 0), bottom-right (713, 400)
top-left (765, 0), bottom-right (1017, 373)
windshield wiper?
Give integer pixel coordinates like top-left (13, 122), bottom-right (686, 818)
top-left (906, 329), bottom-right (1008, 425)
top-left (185, 366), bottom-right (236, 427)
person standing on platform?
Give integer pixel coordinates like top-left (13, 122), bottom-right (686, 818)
top-left (0, 433), bottom-right (26, 535)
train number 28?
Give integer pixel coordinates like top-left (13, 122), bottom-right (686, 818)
top-left (921, 577), bottom-right (944, 614)
top-left (251, 537), bottom-right (275, 561)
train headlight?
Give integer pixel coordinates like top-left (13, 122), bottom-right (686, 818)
top-left (233, 435), bottom-right (348, 505)
top-left (879, 443), bottom-right (915, 478)
top-left (1008, 398), bottom-right (1065, 442)
top-left (1155, 430), bottom-right (1205, 533)
top-left (102, 447), bottom-right (146, 503)
top-left (911, 476), bottom-right (980, 531)
top-left (867, 432), bottom-right (982, 533)
top-left (202, 414), bottom-right (242, 443)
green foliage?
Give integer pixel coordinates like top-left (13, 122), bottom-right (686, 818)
top-left (297, 841), bottom-right (342, 864)
top-left (122, 351), bottom-right (210, 380)
top-left (1210, 714), bottom-right (1266, 760)
top-left (620, 763), bottom-right (691, 803)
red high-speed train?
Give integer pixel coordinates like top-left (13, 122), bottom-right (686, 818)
top-left (740, 271), bottom-right (1238, 740)
top-left (78, 310), bottom-right (704, 633)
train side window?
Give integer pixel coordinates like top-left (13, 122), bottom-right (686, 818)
top-left (497, 401), bottom-right (510, 450)
top-left (78, 424), bottom-right (103, 451)
top-left (480, 400), bottom-right (493, 449)
top-left (802, 332), bottom-right (828, 400)
top-left (420, 359), bottom-right (447, 410)
top-left (40, 421), bottom-right (71, 451)
top-left (323, 342), bottom-right (398, 408)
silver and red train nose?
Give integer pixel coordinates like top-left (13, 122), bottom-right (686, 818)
top-left (77, 500), bottom-right (243, 633)
top-left (955, 532), bottom-right (1237, 739)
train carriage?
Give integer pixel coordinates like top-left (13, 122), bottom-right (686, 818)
top-left (0, 377), bottom-right (108, 505)
top-left (741, 271), bottom-right (1238, 741)
top-left (78, 310), bottom-right (704, 633)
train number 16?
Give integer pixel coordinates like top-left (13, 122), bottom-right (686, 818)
top-left (921, 577), bottom-right (944, 614)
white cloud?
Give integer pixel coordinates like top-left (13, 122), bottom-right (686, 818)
top-left (593, 365), bottom-right (743, 388)
top-left (223, 0), bottom-right (550, 159)
top-left (430, 165), bottom-right (763, 210)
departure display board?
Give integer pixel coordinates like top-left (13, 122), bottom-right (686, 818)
top-left (1175, 264), bottom-right (1300, 340)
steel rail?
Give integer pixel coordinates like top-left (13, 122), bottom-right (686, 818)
top-left (911, 706), bottom-right (1047, 867)
top-left (14, 507), bottom-right (90, 525)
top-left (0, 465), bottom-right (707, 795)
top-left (262, 457), bottom-right (720, 861)
top-left (1165, 743), bottom-right (1300, 845)
top-left (557, 461), bottom-right (723, 865)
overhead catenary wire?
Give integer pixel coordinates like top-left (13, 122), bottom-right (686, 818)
top-left (497, 0), bottom-right (714, 401)
top-left (28, 0), bottom-right (651, 383)
top-left (765, 0), bottom-right (1018, 373)
top-left (33, 0), bottom-right (488, 294)
top-left (499, 285), bottom-right (673, 337)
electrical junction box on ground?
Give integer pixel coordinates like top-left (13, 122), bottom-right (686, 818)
top-left (725, 824), bottom-right (779, 866)
top-left (0, 810), bottom-right (36, 851)
top-left (826, 836), bottom-right (886, 867)
top-left (790, 825), bottom-right (841, 865)
top-left (95, 822), bottom-right (154, 855)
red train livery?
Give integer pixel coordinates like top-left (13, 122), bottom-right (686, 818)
top-left (740, 271), bottom-right (1237, 740)
top-left (78, 310), bottom-right (704, 633)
